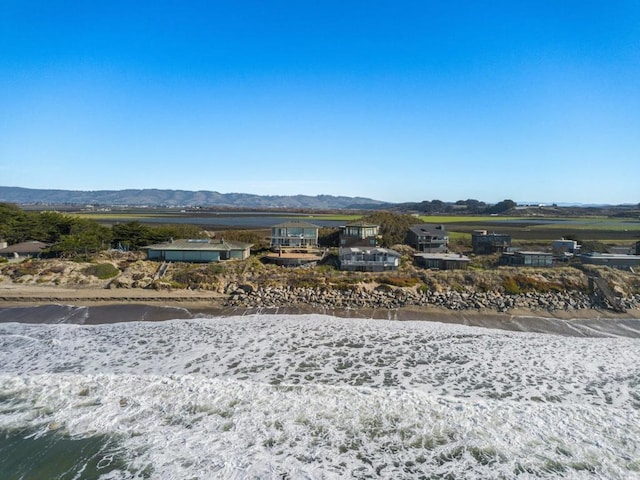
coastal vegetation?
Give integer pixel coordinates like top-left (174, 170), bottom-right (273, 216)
top-left (2, 251), bottom-right (639, 315)
top-left (82, 263), bottom-right (120, 280)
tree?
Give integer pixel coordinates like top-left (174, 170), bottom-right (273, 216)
top-left (318, 227), bottom-right (340, 247)
top-left (48, 218), bottom-right (111, 258)
top-left (460, 199), bottom-right (486, 213)
top-left (360, 211), bottom-right (419, 247)
top-left (484, 199), bottom-right (516, 215)
top-left (111, 222), bottom-right (159, 250)
top-left (0, 203), bottom-right (27, 242)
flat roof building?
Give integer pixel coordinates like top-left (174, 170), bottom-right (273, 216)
top-left (143, 238), bottom-right (253, 263)
top-left (580, 253), bottom-right (640, 270)
top-left (0, 241), bottom-right (49, 259)
top-left (500, 250), bottom-right (553, 268)
top-left (270, 221), bottom-right (319, 248)
top-left (414, 252), bottom-right (470, 270)
top-left (339, 246), bottom-right (400, 272)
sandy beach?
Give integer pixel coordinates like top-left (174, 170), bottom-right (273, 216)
top-left (0, 283), bottom-right (227, 308)
top-left (2, 282), bottom-right (639, 337)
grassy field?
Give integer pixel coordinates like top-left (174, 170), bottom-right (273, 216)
top-left (419, 215), bottom-right (640, 242)
top-left (70, 210), bottom-right (640, 243)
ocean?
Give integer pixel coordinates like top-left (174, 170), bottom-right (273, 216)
top-left (0, 306), bottom-right (639, 479)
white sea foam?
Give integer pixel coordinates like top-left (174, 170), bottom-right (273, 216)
top-left (1, 314), bottom-right (639, 478)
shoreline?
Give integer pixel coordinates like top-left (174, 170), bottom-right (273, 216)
top-left (2, 283), bottom-right (639, 318)
top-left (1, 283), bottom-right (639, 337)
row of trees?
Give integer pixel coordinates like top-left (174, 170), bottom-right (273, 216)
top-left (0, 203), bottom-right (202, 258)
top-left (394, 198), bottom-right (516, 215)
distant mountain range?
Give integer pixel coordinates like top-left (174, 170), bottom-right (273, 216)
top-left (0, 186), bottom-right (390, 210)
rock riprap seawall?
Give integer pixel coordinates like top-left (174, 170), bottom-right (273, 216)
top-left (225, 285), bottom-right (640, 312)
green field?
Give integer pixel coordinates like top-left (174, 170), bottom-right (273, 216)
top-left (70, 210), bottom-right (640, 243)
top-left (430, 216), bottom-right (640, 242)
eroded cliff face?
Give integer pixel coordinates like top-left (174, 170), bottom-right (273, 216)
top-left (0, 252), bottom-right (156, 289)
top-left (1, 251), bottom-right (638, 301)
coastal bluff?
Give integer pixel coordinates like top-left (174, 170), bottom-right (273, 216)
top-left (1, 252), bottom-right (639, 318)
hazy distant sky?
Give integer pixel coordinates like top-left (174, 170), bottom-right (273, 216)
top-left (1, 1), bottom-right (639, 204)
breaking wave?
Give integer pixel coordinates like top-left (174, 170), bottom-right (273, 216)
top-left (1, 314), bottom-right (639, 478)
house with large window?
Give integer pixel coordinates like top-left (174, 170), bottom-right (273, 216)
top-left (414, 252), bottom-right (470, 270)
top-left (339, 221), bottom-right (380, 247)
top-left (579, 252), bottom-right (640, 270)
top-left (338, 246), bottom-right (400, 272)
top-left (500, 250), bottom-right (553, 267)
top-left (270, 221), bottom-right (319, 248)
top-left (406, 224), bottom-right (448, 253)
top-left (143, 238), bottom-right (252, 262)
top-left (471, 230), bottom-right (511, 254)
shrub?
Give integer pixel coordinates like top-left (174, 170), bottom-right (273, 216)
top-left (83, 263), bottom-right (120, 279)
top-left (377, 276), bottom-right (420, 288)
top-left (333, 281), bottom-right (360, 291)
top-left (207, 263), bottom-right (224, 275)
top-left (172, 266), bottom-right (205, 287)
top-left (502, 274), bottom-right (565, 294)
top-left (503, 277), bottom-right (521, 295)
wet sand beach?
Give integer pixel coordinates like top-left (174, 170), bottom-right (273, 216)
top-left (1, 283), bottom-right (639, 336)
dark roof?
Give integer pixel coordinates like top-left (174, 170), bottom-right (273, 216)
top-left (508, 250), bottom-right (553, 256)
top-left (409, 224), bottom-right (446, 235)
top-left (414, 253), bottom-right (470, 262)
top-left (0, 241), bottom-right (49, 254)
top-left (143, 238), bottom-right (253, 252)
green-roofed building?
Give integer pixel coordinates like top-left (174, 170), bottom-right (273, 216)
top-left (142, 238), bottom-right (253, 263)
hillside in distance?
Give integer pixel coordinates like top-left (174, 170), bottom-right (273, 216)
top-left (0, 186), bottom-right (390, 210)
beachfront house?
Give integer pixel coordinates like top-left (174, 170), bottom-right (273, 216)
top-left (406, 224), bottom-right (448, 253)
top-left (471, 230), bottom-right (511, 254)
top-left (414, 252), bottom-right (470, 270)
top-left (143, 238), bottom-right (253, 262)
top-left (339, 221), bottom-right (380, 247)
top-left (338, 246), bottom-right (400, 272)
top-left (270, 221), bottom-right (320, 248)
top-left (0, 240), bottom-right (49, 259)
top-left (579, 253), bottom-right (640, 271)
top-left (500, 250), bottom-right (553, 267)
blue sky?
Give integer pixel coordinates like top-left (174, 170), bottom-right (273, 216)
top-left (1, 1), bottom-right (638, 204)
